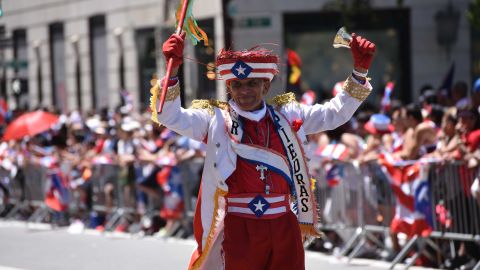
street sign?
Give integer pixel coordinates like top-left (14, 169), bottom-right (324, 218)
top-left (236, 17), bottom-right (271, 28)
top-left (0, 59), bottom-right (28, 69)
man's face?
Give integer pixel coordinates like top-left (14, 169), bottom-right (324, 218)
top-left (227, 78), bottom-right (270, 111)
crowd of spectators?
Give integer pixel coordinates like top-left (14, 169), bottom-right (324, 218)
top-left (0, 104), bottom-right (205, 237)
top-left (303, 79), bottom-right (480, 269)
top-left (0, 78), bottom-right (479, 269)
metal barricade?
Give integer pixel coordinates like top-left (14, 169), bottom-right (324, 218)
top-left (0, 167), bottom-right (17, 214)
top-left (333, 161), bottom-right (396, 261)
top-left (321, 160), bottom-right (480, 269)
top-left (429, 163), bottom-right (480, 236)
top-left (2, 160), bottom-right (75, 224)
top-left (4, 163), bottom-right (49, 221)
top-left (89, 163), bottom-right (126, 230)
top-left (390, 162), bottom-right (480, 269)
top-left (175, 157), bottom-right (203, 238)
top-left (315, 161), bottom-right (366, 238)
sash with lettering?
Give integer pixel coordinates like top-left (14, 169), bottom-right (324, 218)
top-left (223, 104), bottom-right (320, 236)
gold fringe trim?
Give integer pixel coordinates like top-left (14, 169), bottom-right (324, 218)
top-left (149, 79), bottom-right (181, 125)
top-left (190, 188), bottom-right (228, 270)
top-left (190, 99), bottom-right (229, 115)
top-left (299, 223), bottom-right (323, 238)
top-left (343, 75), bottom-right (372, 102)
top-left (268, 92), bottom-right (297, 107)
top-left (149, 79), bottom-right (160, 124)
top-left (310, 178), bottom-right (316, 192)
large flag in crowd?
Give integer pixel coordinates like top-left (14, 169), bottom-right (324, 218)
top-left (379, 155), bottom-right (433, 237)
top-left (45, 169), bottom-right (70, 212)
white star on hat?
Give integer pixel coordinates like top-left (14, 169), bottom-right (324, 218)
top-left (253, 200), bottom-right (265, 212)
top-left (235, 65), bottom-right (246, 75)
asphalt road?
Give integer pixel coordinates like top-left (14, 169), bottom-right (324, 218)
top-left (0, 221), bottom-right (432, 270)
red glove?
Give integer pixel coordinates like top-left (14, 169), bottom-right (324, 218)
top-left (162, 32), bottom-right (186, 68)
top-left (350, 33), bottom-right (376, 70)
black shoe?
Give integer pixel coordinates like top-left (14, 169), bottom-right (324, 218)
top-left (459, 258), bottom-right (477, 270)
top-left (0, 204), bottom-right (13, 217)
top-left (444, 255), bottom-right (469, 270)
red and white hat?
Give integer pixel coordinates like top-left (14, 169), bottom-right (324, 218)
top-left (216, 48), bottom-right (279, 83)
top-left (301, 90), bottom-right (316, 105)
top-left (364, 114), bottom-right (394, 135)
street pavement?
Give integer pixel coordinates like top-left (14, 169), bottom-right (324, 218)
top-left (0, 220), bottom-right (435, 270)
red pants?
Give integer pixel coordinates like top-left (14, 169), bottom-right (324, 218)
top-left (223, 211), bottom-right (305, 270)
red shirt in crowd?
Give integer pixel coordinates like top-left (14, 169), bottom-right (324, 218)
top-left (462, 129), bottom-right (480, 152)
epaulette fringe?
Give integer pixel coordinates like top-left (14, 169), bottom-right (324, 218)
top-left (190, 99), bottom-right (229, 115)
top-left (268, 92), bottom-right (297, 107)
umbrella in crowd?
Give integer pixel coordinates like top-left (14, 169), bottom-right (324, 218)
top-left (2, 110), bottom-right (59, 141)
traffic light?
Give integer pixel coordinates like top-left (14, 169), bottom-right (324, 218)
top-left (0, 0), bottom-right (3, 17)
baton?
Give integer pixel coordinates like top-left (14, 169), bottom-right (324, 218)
top-left (157, 0), bottom-right (189, 113)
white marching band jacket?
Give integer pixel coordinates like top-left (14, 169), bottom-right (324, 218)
top-left (153, 75), bottom-right (372, 269)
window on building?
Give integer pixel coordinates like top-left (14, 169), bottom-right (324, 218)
top-left (89, 15), bottom-right (109, 110)
top-left (194, 18), bottom-right (216, 100)
top-left (135, 28), bottom-right (156, 111)
top-left (49, 22), bottom-right (66, 113)
top-left (0, 25), bottom-right (7, 102)
top-left (284, 9), bottom-right (411, 108)
top-left (471, 27), bottom-right (480, 85)
top-left (12, 29), bottom-right (28, 110)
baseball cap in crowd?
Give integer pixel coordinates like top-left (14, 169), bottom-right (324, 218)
top-left (418, 89), bottom-right (437, 105)
top-left (120, 117), bottom-right (141, 132)
top-left (364, 114), bottom-right (394, 135)
top-left (301, 90), bottom-right (316, 105)
top-left (474, 78), bottom-right (480, 93)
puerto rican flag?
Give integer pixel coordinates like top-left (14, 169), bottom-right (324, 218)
top-left (381, 81), bottom-right (394, 113)
top-left (157, 165), bottom-right (184, 220)
top-left (92, 155), bottom-right (113, 165)
top-left (45, 169), bottom-right (70, 212)
top-left (379, 156), bottom-right (433, 237)
top-left (325, 163), bottom-right (344, 187)
top-left (316, 142), bottom-right (349, 187)
top-left (316, 142), bottom-right (349, 161)
top-left (217, 59), bottom-right (278, 82)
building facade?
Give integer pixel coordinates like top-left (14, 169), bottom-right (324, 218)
top-left (0, 0), bottom-right (474, 112)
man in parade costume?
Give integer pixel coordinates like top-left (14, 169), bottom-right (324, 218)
top-left (152, 31), bottom-right (375, 270)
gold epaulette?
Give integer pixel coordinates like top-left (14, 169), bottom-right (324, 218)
top-left (268, 92), bottom-right (297, 107)
top-left (190, 99), bottom-right (229, 115)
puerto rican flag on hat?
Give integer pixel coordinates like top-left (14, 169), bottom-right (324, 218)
top-left (216, 48), bottom-right (279, 83)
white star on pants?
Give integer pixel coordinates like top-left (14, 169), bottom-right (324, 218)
top-left (236, 65), bottom-right (246, 75)
top-left (253, 200), bottom-right (265, 212)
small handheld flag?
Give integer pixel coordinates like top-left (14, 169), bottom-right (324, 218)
top-left (381, 81), bottom-right (394, 113)
top-left (151, 0), bottom-right (208, 120)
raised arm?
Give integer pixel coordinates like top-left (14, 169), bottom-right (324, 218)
top-left (152, 33), bottom-right (211, 142)
top-left (301, 33), bottom-right (376, 134)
